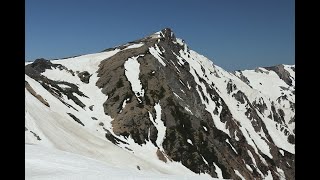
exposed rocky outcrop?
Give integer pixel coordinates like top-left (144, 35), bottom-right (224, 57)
top-left (25, 81), bottom-right (50, 107)
top-left (25, 60), bottom-right (88, 109)
top-left (264, 64), bottom-right (293, 86)
top-left (234, 70), bottom-right (252, 88)
top-left (78, 71), bottom-right (91, 84)
top-left (67, 113), bottom-right (84, 126)
top-left (30, 131), bottom-right (41, 141)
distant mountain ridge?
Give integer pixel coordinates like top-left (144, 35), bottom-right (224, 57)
top-left (25, 28), bottom-right (295, 180)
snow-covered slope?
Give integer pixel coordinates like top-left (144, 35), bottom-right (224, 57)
top-left (26, 144), bottom-right (217, 180)
top-left (25, 28), bottom-right (294, 180)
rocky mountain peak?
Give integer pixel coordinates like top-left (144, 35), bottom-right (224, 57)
top-left (159, 27), bottom-right (176, 42)
top-left (25, 29), bottom-right (295, 180)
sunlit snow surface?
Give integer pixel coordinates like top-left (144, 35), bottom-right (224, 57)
top-left (212, 162), bottom-right (223, 179)
top-left (124, 55), bottom-right (145, 103)
top-left (149, 45), bottom-right (166, 66)
top-left (26, 144), bottom-right (217, 180)
top-left (49, 50), bottom-right (120, 74)
top-left (234, 170), bottom-right (245, 180)
top-left (124, 43), bottom-right (144, 50)
top-left (148, 102), bottom-right (166, 148)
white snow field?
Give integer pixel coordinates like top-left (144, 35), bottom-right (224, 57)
top-left (26, 144), bottom-right (218, 180)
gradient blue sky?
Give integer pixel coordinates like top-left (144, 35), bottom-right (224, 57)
top-left (26, 0), bottom-right (294, 71)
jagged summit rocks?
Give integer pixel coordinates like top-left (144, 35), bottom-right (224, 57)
top-left (25, 28), bottom-right (295, 180)
top-left (159, 28), bottom-right (176, 41)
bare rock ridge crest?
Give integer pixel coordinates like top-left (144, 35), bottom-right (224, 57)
top-left (25, 28), bottom-right (295, 180)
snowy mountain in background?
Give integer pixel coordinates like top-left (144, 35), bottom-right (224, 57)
top-left (25, 28), bottom-right (295, 180)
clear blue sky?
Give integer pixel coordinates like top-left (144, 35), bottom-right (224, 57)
top-left (26, 0), bottom-right (294, 71)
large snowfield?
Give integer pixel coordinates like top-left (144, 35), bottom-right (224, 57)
top-left (26, 144), bottom-right (217, 180)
